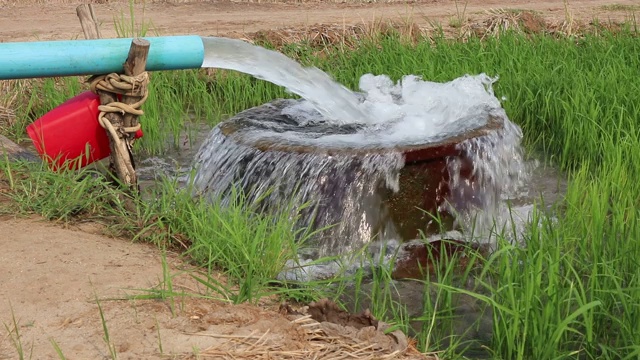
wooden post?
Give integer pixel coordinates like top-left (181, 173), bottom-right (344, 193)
top-left (106, 38), bottom-right (149, 189)
top-left (122, 39), bottom-right (150, 132)
top-left (77, 5), bottom-right (149, 192)
top-left (93, 39), bottom-right (149, 191)
top-left (76, 4), bottom-right (102, 40)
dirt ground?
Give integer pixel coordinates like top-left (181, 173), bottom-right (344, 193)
top-left (0, 217), bottom-right (427, 359)
top-left (0, 0), bottom-right (635, 359)
top-left (1, 0), bottom-right (638, 42)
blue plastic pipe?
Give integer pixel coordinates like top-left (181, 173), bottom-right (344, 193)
top-left (0, 36), bottom-right (205, 80)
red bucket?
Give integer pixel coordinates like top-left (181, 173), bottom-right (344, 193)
top-left (26, 91), bottom-right (142, 170)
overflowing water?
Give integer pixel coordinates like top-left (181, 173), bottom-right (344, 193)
top-left (194, 37), bottom-right (530, 256)
top-left (193, 123), bottom-right (404, 256)
top-left (445, 119), bottom-right (529, 237)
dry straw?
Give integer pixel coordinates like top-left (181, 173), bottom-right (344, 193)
top-left (196, 315), bottom-right (435, 360)
top-left (0, 81), bottom-right (19, 129)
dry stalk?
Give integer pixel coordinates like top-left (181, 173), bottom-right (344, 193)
top-left (194, 314), bottom-right (434, 360)
top-left (0, 80), bottom-right (20, 130)
top-left (484, 8), bottom-right (524, 37)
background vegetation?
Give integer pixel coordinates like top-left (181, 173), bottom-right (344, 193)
top-left (1, 13), bottom-right (640, 359)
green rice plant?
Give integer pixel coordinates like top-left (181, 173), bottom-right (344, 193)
top-left (160, 251), bottom-right (177, 314)
top-left (1, 160), bottom-right (120, 222)
top-left (3, 305), bottom-right (33, 360)
top-left (49, 338), bottom-right (67, 360)
top-left (154, 317), bottom-right (163, 356)
top-left (121, 251), bottom-right (187, 315)
top-left (413, 242), bottom-right (489, 357)
top-left (492, 225), bottom-right (600, 358)
top-left (113, 0), bottom-right (155, 38)
top-left (449, 0), bottom-right (469, 32)
top-left (95, 295), bottom-right (118, 360)
top-left (178, 188), bottom-right (313, 303)
top-left (554, 162), bottom-right (640, 357)
top-left (434, 191), bottom-right (640, 359)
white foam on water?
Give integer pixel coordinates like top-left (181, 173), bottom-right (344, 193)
top-left (202, 37), bottom-right (501, 140)
top-left (444, 118), bottom-right (531, 242)
top-left (357, 73), bottom-right (501, 125)
top-left (279, 73), bottom-right (502, 146)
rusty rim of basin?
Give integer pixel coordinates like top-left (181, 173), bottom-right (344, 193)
top-left (218, 100), bottom-right (504, 164)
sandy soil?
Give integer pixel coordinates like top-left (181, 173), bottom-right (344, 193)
top-left (0, 217), bottom-right (425, 359)
top-left (1, 0), bottom-right (637, 42)
top-left (0, 0), bottom-right (634, 358)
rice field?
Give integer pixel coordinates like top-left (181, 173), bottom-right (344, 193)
top-left (2, 16), bottom-right (640, 360)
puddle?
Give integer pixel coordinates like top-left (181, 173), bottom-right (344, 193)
top-left (277, 161), bottom-right (567, 357)
top-left (137, 122), bottom-right (212, 193)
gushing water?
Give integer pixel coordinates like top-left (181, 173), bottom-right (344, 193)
top-left (445, 118), bottom-right (529, 239)
top-left (193, 118), bottom-right (405, 256)
top-left (202, 37), bottom-right (367, 123)
top-left (194, 37), bottom-right (529, 255)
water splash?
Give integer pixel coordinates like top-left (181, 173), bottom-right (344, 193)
top-left (192, 125), bottom-right (404, 256)
top-left (202, 37), bottom-right (500, 133)
top-left (195, 37), bottom-right (530, 255)
top-left (444, 114), bottom-right (530, 240)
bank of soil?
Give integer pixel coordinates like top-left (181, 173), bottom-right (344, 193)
top-left (0, 0), bottom-right (633, 358)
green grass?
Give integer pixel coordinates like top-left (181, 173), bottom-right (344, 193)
top-left (0, 159), bottom-right (320, 304)
top-left (95, 294), bottom-right (118, 360)
top-left (3, 25), bottom-right (640, 359)
top-left (2, 161), bottom-right (119, 221)
top-left (49, 338), bottom-right (67, 360)
top-left (3, 304), bottom-right (33, 360)
top-left (136, 181), bottom-right (317, 304)
top-left (113, 0), bottom-right (154, 38)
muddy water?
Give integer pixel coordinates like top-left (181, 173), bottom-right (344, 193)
top-left (137, 122), bottom-right (212, 192)
top-left (285, 161), bottom-right (565, 357)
